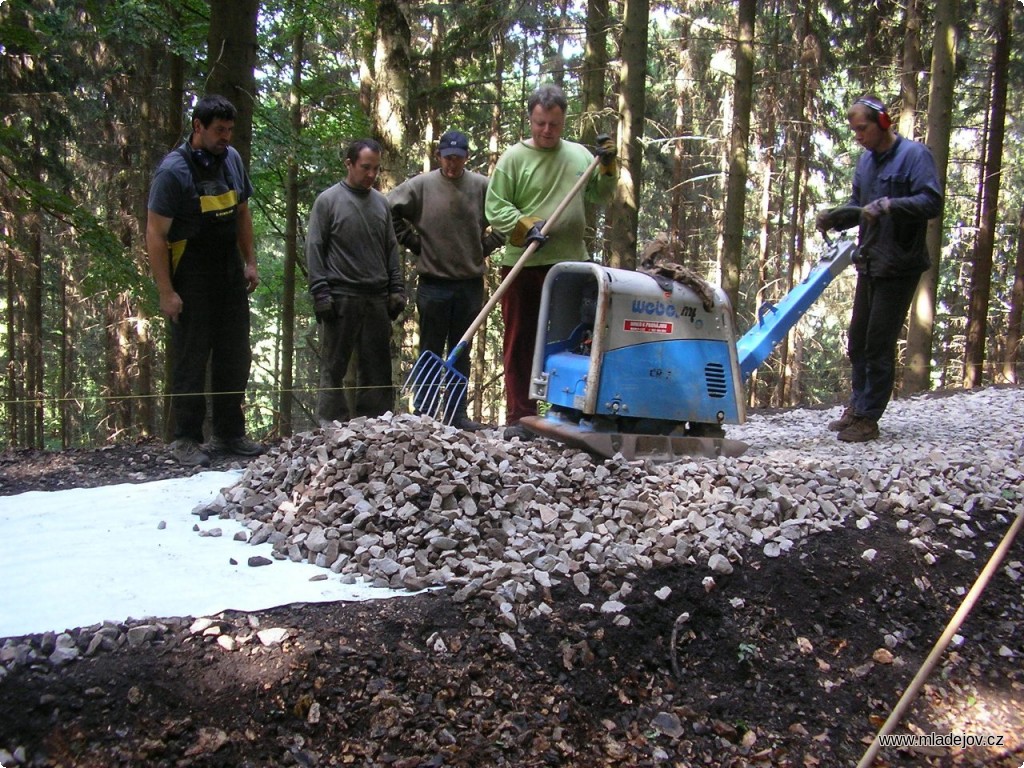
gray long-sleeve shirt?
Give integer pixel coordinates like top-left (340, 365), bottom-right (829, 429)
top-left (306, 181), bottom-right (403, 298)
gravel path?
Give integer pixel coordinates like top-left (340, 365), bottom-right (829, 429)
top-left (189, 385), bottom-right (1024, 625)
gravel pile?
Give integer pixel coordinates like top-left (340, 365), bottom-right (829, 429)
top-left (194, 386), bottom-right (1024, 624)
top-left (1, 387), bottom-right (1020, 675)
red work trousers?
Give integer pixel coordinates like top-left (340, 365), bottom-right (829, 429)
top-left (499, 264), bottom-right (552, 425)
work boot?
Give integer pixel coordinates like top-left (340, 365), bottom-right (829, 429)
top-left (828, 406), bottom-right (856, 432)
top-left (210, 435), bottom-right (265, 456)
top-left (451, 414), bottom-right (488, 432)
top-left (502, 423), bottom-right (535, 441)
top-left (837, 416), bottom-right (879, 443)
top-left (171, 438), bottom-right (211, 467)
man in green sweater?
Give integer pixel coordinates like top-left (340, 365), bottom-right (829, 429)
top-left (388, 130), bottom-right (503, 431)
top-left (485, 83), bottom-right (617, 440)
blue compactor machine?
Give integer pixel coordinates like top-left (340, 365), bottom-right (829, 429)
top-left (519, 238), bottom-right (858, 460)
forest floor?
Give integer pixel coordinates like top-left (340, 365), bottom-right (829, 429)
top-left (0, 409), bottom-right (1022, 768)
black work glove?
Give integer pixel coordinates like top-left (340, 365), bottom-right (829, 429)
top-left (313, 291), bottom-right (334, 324)
top-left (387, 292), bottom-right (407, 321)
top-left (394, 221), bottom-right (422, 256)
top-left (815, 209), bottom-right (835, 232)
top-left (510, 215), bottom-right (547, 249)
top-left (524, 219), bottom-right (548, 250)
top-left (817, 205), bottom-right (861, 232)
top-left (861, 197), bottom-right (891, 224)
top-left (596, 133), bottom-right (618, 175)
top-left (482, 228), bottom-right (505, 258)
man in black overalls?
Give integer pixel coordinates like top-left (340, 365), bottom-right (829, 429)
top-left (146, 95), bottom-right (263, 466)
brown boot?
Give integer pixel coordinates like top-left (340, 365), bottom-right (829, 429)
top-left (837, 416), bottom-right (879, 443)
top-left (828, 406), bottom-right (856, 432)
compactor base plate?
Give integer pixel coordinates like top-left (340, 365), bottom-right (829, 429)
top-left (519, 415), bottom-right (748, 462)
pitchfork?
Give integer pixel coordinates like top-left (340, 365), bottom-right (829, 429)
top-left (403, 153), bottom-right (603, 424)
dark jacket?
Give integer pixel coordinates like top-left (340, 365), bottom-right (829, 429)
top-left (847, 135), bottom-right (944, 278)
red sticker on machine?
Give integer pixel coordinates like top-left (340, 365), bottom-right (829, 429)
top-left (623, 320), bottom-right (673, 334)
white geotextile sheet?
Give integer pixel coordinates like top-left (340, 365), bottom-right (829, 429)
top-left (0, 471), bottom-right (411, 638)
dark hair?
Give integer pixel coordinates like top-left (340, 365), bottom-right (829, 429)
top-left (346, 138), bottom-right (383, 163)
top-left (191, 95), bottom-right (237, 130)
top-left (528, 83), bottom-right (568, 115)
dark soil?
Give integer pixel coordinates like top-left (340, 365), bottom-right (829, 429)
top-left (0, 437), bottom-right (1022, 767)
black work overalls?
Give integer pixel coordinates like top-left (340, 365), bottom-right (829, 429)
top-left (168, 145), bottom-right (251, 443)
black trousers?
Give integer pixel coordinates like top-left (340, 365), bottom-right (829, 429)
top-left (414, 276), bottom-right (484, 418)
top-left (847, 271), bottom-right (921, 421)
top-left (317, 294), bottom-right (394, 423)
top-left (170, 270), bottom-right (251, 442)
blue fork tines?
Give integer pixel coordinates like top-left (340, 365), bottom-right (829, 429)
top-left (403, 351), bottom-right (468, 424)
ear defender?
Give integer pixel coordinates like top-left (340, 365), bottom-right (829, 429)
top-left (191, 148), bottom-right (221, 169)
top-left (855, 97), bottom-right (892, 130)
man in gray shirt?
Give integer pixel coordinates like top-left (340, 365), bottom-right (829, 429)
top-left (306, 138), bottom-right (406, 425)
top-left (388, 130), bottom-right (502, 431)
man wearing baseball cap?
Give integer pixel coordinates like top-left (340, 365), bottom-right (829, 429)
top-left (388, 130), bottom-right (504, 431)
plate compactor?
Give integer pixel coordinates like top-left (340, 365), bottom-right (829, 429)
top-left (519, 238), bottom-right (858, 460)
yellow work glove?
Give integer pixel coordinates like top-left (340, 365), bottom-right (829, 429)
top-left (510, 216), bottom-right (548, 249)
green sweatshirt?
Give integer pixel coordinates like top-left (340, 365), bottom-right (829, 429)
top-left (485, 139), bottom-right (616, 268)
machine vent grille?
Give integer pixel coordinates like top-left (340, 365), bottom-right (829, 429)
top-left (704, 363), bottom-right (727, 398)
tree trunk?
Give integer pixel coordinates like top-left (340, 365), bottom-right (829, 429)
top-left (58, 256), bottom-right (69, 449)
top-left (279, 23), bottom-right (306, 438)
top-left (963, 0), bottom-right (1009, 388)
top-left (134, 44), bottom-right (162, 438)
top-left (606, 0), bottom-right (649, 269)
top-left (904, 0), bottom-right (958, 393)
top-left (720, 0), bottom-right (755, 315)
top-left (368, 0), bottom-right (413, 410)
top-left (161, 34), bottom-right (187, 441)
top-left (27, 138), bottom-right (44, 448)
top-left (670, 41), bottom-right (693, 258)
top-left (749, 104), bottom-right (776, 408)
top-left (206, 0), bottom-right (259, 167)
top-left (545, 0), bottom-right (570, 90)
top-left (473, 31), bottom-right (506, 424)
top-left (776, 12), bottom-right (818, 407)
top-left (199, 13), bottom-right (228, 440)
top-left (1003, 203), bottom-right (1024, 384)
top-left (369, 0), bottom-right (412, 192)
top-left (582, 0), bottom-right (610, 254)
top-left (27, 234), bottom-right (44, 448)
top-left (136, 310), bottom-right (154, 438)
top-left (422, 11), bottom-right (445, 171)
top-left (167, 46), bottom-right (185, 149)
top-left (897, 0), bottom-right (922, 139)
top-left (4, 229), bottom-right (24, 446)
top-left (103, 80), bottom-right (136, 440)
top-left (104, 297), bottom-right (131, 439)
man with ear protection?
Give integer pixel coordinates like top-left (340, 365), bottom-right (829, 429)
top-left (147, 94), bottom-right (263, 466)
top-left (816, 94), bottom-right (943, 443)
